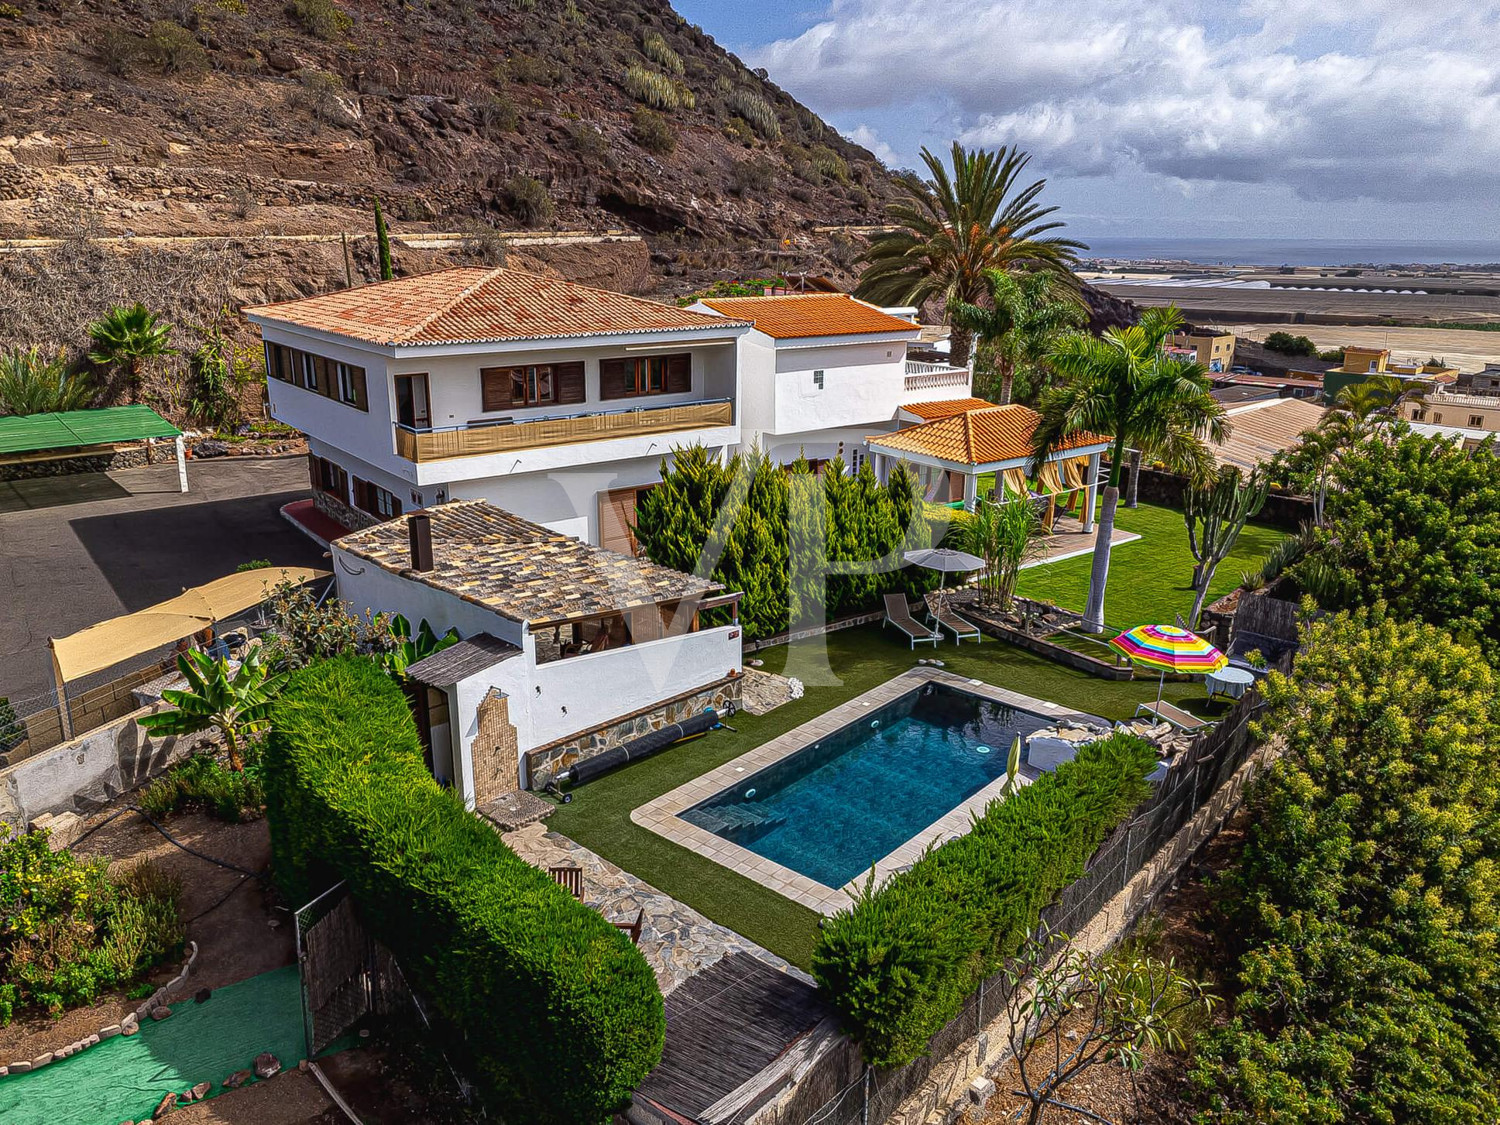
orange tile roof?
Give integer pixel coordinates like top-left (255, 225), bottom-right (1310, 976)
top-left (900, 397), bottom-right (994, 421)
top-left (244, 267), bottom-right (747, 347)
top-left (869, 405), bottom-right (1108, 466)
top-left (698, 294), bottom-right (919, 339)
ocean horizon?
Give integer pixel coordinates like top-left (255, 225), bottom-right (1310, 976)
top-left (1074, 237), bottom-right (1500, 268)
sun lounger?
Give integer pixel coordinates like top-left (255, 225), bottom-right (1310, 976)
top-left (1134, 700), bottom-right (1210, 733)
top-left (924, 593), bottom-right (981, 645)
top-left (884, 594), bottom-right (940, 649)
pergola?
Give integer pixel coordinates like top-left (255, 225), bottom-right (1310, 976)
top-left (866, 403), bottom-right (1112, 530)
top-left (0, 405), bottom-right (187, 492)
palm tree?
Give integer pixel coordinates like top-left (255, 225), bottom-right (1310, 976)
top-left (0, 347), bottom-right (93, 415)
top-left (87, 303), bottom-right (176, 403)
top-left (1032, 306), bottom-right (1227, 632)
top-left (950, 268), bottom-right (1086, 404)
top-left (856, 143), bottom-right (1085, 366)
top-left (138, 648), bottom-right (285, 771)
top-left (1331, 373), bottom-right (1422, 432)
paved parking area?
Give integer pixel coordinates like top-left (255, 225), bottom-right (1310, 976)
top-left (0, 457), bottom-right (323, 705)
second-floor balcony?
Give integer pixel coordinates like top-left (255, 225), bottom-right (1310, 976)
top-left (394, 397), bottom-right (734, 463)
top-left (904, 360), bottom-right (971, 392)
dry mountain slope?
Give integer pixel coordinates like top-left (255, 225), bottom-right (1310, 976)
top-left (0, 0), bottom-right (895, 250)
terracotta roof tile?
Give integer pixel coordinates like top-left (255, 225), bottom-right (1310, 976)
top-left (244, 267), bottom-right (746, 347)
top-left (337, 500), bottom-right (722, 625)
top-left (869, 405), bottom-right (1108, 467)
top-left (699, 294), bottom-right (919, 339)
top-left (900, 397), bottom-right (994, 421)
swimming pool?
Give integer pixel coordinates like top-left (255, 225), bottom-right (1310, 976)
top-left (680, 682), bottom-right (1052, 889)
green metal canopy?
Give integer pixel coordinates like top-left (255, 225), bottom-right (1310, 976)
top-left (0, 405), bottom-right (180, 455)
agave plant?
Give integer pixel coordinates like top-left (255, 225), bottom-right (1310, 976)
top-left (0, 346), bottom-right (93, 416)
top-left (379, 615), bottom-right (460, 682)
top-left (139, 648), bottom-right (285, 772)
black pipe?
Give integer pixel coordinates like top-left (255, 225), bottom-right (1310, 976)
top-left (561, 708), bottom-right (722, 787)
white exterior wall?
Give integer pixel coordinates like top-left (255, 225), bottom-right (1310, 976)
top-left (330, 542), bottom-right (527, 647)
top-left (770, 336), bottom-right (913, 434)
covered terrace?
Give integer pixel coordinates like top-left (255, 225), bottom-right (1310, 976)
top-left (0, 406), bottom-right (188, 493)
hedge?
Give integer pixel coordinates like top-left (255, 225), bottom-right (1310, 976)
top-left (263, 657), bottom-right (664, 1124)
top-left (811, 732), bottom-right (1156, 1066)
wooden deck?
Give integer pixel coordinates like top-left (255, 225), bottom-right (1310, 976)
top-left (634, 953), bottom-right (832, 1123)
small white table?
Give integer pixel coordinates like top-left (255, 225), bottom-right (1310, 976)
top-left (1205, 666), bottom-right (1255, 701)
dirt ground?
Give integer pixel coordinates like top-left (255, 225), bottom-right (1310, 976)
top-left (968, 816), bottom-right (1249, 1125)
top-left (0, 806), bottom-right (294, 1065)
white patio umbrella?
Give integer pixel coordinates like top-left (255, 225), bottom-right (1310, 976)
top-left (904, 547), bottom-right (986, 591)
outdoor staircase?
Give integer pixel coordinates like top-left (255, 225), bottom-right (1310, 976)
top-left (684, 801), bottom-right (786, 841)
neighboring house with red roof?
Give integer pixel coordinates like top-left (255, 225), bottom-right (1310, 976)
top-left (688, 293), bottom-right (971, 471)
top-left (244, 267), bottom-right (751, 551)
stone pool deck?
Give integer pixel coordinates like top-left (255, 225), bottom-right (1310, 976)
top-left (631, 667), bottom-right (1106, 915)
top-left (498, 821), bottom-right (811, 994)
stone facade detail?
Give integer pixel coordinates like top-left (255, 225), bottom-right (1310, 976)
top-left (472, 688), bottom-right (520, 804)
top-left (525, 675), bottom-right (741, 789)
top-left (312, 487), bottom-right (379, 531)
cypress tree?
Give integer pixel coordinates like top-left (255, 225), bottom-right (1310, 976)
top-left (373, 197), bottom-right (393, 281)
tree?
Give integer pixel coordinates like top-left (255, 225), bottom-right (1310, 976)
top-left (0, 347), bottom-right (93, 416)
top-left (1182, 466), bottom-right (1270, 627)
top-left (1193, 606), bottom-right (1500, 1122)
top-left (1260, 331), bottom-right (1318, 357)
top-left (1032, 306), bottom-right (1227, 632)
top-left (86, 303), bottom-right (176, 403)
top-left (189, 316), bottom-right (259, 429)
top-left (950, 268), bottom-right (1086, 405)
top-left (965, 496), bottom-right (1044, 609)
top-left (139, 648), bottom-right (286, 772)
top-left (1005, 927), bottom-right (1215, 1125)
top-left (373, 197), bottom-right (393, 281)
top-left (855, 143), bottom-right (1084, 366)
top-left (1330, 372), bottom-right (1421, 428)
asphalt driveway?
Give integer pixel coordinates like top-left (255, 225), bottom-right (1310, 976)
top-left (0, 457), bottom-right (323, 705)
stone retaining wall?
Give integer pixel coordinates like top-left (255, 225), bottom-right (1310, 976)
top-left (312, 487), bottom-right (378, 532)
top-left (525, 675), bottom-right (742, 788)
top-left (0, 442), bottom-right (150, 481)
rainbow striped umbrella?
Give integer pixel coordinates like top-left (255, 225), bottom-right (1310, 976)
top-left (1110, 624), bottom-right (1227, 708)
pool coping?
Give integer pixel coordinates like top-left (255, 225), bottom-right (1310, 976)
top-left (630, 668), bottom-right (1107, 916)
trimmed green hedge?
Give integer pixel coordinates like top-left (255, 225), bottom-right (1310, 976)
top-left (264, 657), bottom-right (664, 1124)
top-left (811, 732), bottom-right (1156, 1066)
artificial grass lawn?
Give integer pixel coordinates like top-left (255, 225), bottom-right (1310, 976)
top-left (546, 623), bottom-right (1228, 970)
top-left (1016, 500), bottom-right (1286, 631)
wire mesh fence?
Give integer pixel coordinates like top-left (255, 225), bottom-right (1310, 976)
top-left (788, 685), bottom-right (1272, 1125)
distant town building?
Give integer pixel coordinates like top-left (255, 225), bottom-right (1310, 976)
top-left (1457, 363), bottom-right (1500, 397)
top-left (1212, 373), bottom-right (1323, 401)
top-left (1324, 347), bottom-right (1457, 400)
top-left (1403, 391), bottom-right (1500, 449)
top-left (1166, 330), bottom-right (1235, 374)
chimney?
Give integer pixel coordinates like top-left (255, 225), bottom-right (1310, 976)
top-left (408, 512), bottom-right (434, 572)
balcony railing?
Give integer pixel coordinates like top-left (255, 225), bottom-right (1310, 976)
top-left (394, 398), bottom-right (734, 463)
top-left (904, 360), bottom-right (971, 392)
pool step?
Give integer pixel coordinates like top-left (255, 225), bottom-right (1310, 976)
top-left (685, 801), bottom-right (787, 840)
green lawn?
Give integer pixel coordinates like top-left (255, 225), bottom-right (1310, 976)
top-left (1016, 500), bottom-right (1285, 631)
top-left (546, 623), bottom-right (1228, 970)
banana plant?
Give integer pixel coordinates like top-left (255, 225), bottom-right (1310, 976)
top-left (139, 647), bottom-right (285, 771)
top-left (379, 615), bottom-right (459, 682)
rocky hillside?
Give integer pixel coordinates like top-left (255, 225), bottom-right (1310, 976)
top-left (0, 0), bottom-right (893, 266)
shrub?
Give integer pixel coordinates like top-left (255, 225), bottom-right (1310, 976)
top-left (623, 63), bottom-right (693, 110)
top-left (264, 658), bottom-right (663, 1123)
top-left (641, 30), bottom-right (683, 74)
top-left (728, 157), bottom-right (773, 196)
top-left (630, 106), bottom-right (675, 154)
top-left (1261, 331), bottom-right (1318, 357)
top-left (0, 347), bottom-right (92, 416)
top-left (138, 751), bottom-right (265, 822)
top-left (503, 174), bottom-right (553, 227)
top-left (566, 121), bottom-right (610, 163)
top-left (474, 92), bottom-right (518, 134)
top-left (726, 88), bottom-right (780, 140)
top-left (812, 733), bottom-right (1157, 1066)
top-left (810, 144), bottom-right (850, 184)
top-left (507, 52), bottom-right (567, 87)
top-left (287, 68), bottom-right (346, 125)
top-left (288, 0), bottom-right (350, 40)
top-left (142, 21), bottom-right (207, 75)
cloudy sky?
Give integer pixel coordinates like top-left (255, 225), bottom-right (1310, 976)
top-left (672, 1), bottom-right (1500, 244)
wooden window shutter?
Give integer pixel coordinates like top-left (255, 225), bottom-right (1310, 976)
top-left (314, 355), bottom-right (333, 398)
top-left (665, 353), bottom-right (691, 394)
top-left (480, 368), bottom-right (511, 412)
top-left (598, 487), bottom-right (640, 556)
top-left (555, 361), bottom-right (586, 405)
top-left (349, 366), bottom-right (368, 411)
top-left (599, 357), bottom-right (629, 400)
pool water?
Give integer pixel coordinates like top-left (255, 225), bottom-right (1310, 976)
top-left (682, 683), bottom-right (1050, 889)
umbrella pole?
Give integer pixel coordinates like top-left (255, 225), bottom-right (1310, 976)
top-left (1156, 668), bottom-right (1166, 711)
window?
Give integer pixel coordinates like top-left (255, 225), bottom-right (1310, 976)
top-left (481, 362), bottom-right (585, 411)
top-left (264, 344), bottom-right (366, 411)
top-left (599, 353), bottom-right (690, 399)
top-left (264, 343), bottom-right (294, 382)
top-left (812, 369), bottom-right (825, 389)
top-left (299, 352), bottom-right (318, 391)
top-left (353, 477), bottom-right (402, 520)
top-left (1412, 408), bottom-right (1427, 421)
top-left (335, 362), bottom-right (367, 408)
top-left (309, 455), bottom-right (348, 498)
top-left (1433, 412), bottom-right (1443, 423)
top-left (395, 373), bottom-right (431, 429)
top-left (512, 365), bottom-right (555, 406)
top-left (1471, 415), bottom-right (1485, 428)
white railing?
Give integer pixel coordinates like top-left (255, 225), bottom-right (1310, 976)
top-left (904, 361), bottom-right (971, 392)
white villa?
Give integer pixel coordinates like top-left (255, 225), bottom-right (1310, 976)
top-left (330, 500), bottom-right (744, 804)
top-left (245, 268), bottom-right (971, 553)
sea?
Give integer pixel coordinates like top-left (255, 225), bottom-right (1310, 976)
top-left (1075, 237), bottom-right (1500, 269)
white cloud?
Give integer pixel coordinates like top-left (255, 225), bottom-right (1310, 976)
top-left (842, 123), bottom-right (900, 167)
top-left (749, 0), bottom-right (1500, 205)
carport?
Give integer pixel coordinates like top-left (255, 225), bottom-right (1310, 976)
top-left (0, 405), bottom-right (187, 492)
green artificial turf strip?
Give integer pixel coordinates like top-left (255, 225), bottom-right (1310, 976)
top-left (1016, 500), bottom-right (1285, 631)
top-left (546, 623), bottom-right (1228, 970)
